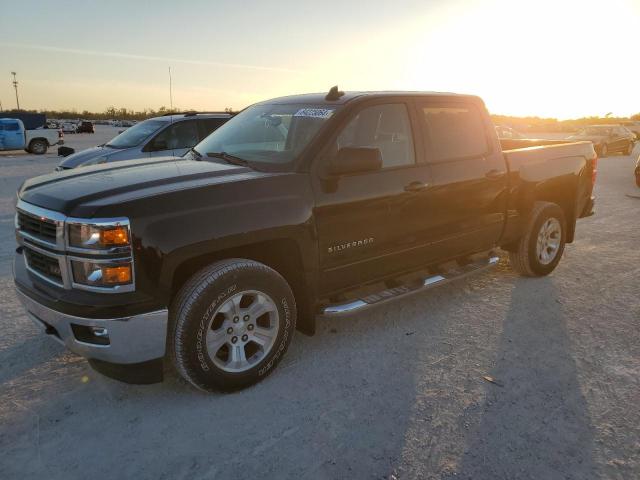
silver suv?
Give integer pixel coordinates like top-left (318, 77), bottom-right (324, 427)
top-left (57, 112), bottom-right (232, 169)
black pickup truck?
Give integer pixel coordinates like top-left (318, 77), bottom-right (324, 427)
top-left (13, 89), bottom-right (596, 391)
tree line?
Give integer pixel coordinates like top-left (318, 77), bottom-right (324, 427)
top-left (1, 105), bottom-right (639, 132)
top-left (0, 106), bottom-right (235, 121)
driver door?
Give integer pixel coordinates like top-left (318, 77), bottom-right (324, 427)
top-left (312, 101), bottom-right (433, 295)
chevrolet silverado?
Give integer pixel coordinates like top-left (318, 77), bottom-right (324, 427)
top-left (13, 88), bottom-right (596, 391)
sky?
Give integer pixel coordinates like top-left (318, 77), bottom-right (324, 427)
top-left (0, 0), bottom-right (639, 119)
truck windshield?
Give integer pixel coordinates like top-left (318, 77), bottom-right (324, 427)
top-left (105, 119), bottom-right (167, 148)
top-left (194, 104), bottom-right (338, 165)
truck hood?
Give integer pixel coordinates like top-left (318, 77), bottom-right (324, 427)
top-left (57, 145), bottom-right (127, 169)
top-left (19, 157), bottom-right (267, 217)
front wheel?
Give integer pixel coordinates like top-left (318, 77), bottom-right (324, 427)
top-left (28, 139), bottom-right (48, 155)
top-left (508, 201), bottom-right (566, 276)
top-left (599, 143), bottom-right (608, 157)
top-left (624, 142), bottom-right (634, 156)
top-left (169, 259), bottom-right (296, 392)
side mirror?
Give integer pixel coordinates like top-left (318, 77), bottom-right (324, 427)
top-left (152, 139), bottom-right (168, 151)
top-left (327, 147), bottom-right (382, 175)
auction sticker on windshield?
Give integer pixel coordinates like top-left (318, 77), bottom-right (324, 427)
top-left (293, 108), bottom-right (335, 119)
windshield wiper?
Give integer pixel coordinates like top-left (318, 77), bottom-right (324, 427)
top-left (206, 151), bottom-right (250, 167)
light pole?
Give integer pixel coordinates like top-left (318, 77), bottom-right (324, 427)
top-left (11, 72), bottom-right (20, 110)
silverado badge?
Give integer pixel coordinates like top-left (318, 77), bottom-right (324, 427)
top-left (328, 237), bottom-right (374, 254)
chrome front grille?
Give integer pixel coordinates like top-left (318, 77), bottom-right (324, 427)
top-left (23, 246), bottom-right (64, 285)
top-left (15, 199), bottom-right (134, 293)
top-left (17, 211), bottom-right (58, 243)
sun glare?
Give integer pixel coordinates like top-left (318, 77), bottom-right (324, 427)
top-left (400, 0), bottom-right (640, 118)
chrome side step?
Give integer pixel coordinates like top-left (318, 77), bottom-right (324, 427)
top-left (321, 255), bottom-right (500, 316)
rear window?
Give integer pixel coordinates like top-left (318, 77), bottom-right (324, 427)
top-left (420, 104), bottom-right (489, 161)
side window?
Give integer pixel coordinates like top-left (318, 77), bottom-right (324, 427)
top-left (5, 122), bottom-right (20, 131)
top-left (152, 120), bottom-right (199, 150)
top-left (337, 103), bottom-right (415, 168)
top-left (197, 118), bottom-right (228, 140)
top-left (421, 104), bottom-right (489, 161)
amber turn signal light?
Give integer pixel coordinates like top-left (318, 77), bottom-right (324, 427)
top-left (102, 265), bottom-right (132, 284)
top-left (100, 226), bottom-right (129, 246)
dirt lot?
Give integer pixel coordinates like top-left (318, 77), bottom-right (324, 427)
top-left (0, 133), bottom-right (638, 480)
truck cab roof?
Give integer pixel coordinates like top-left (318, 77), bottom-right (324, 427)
top-left (258, 90), bottom-right (482, 106)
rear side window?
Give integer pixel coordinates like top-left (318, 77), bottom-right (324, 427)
top-left (5, 122), bottom-right (20, 131)
top-left (197, 118), bottom-right (228, 140)
top-left (420, 104), bottom-right (489, 161)
top-left (337, 103), bottom-right (415, 168)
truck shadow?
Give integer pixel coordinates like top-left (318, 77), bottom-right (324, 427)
top-left (451, 276), bottom-right (599, 479)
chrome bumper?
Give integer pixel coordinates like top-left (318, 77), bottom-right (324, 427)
top-left (16, 289), bottom-right (168, 364)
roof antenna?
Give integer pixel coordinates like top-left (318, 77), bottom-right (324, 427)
top-left (325, 85), bottom-right (345, 101)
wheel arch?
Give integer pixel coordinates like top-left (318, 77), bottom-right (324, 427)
top-left (512, 175), bottom-right (580, 246)
top-left (27, 137), bottom-right (48, 148)
top-left (167, 238), bottom-right (317, 336)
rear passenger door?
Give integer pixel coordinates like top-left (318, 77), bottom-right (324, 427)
top-left (414, 100), bottom-right (507, 257)
top-left (312, 100), bottom-right (433, 294)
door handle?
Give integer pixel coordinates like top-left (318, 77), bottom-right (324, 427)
top-left (404, 181), bottom-right (430, 192)
top-left (485, 169), bottom-right (506, 180)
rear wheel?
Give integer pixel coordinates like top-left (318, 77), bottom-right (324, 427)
top-left (169, 259), bottom-right (296, 392)
top-left (28, 139), bottom-right (47, 155)
top-left (599, 143), bottom-right (608, 157)
top-left (508, 201), bottom-right (566, 276)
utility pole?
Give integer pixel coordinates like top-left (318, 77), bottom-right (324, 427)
top-left (168, 67), bottom-right (173, 112)
top-left (11, 72), bottom-right (20, 110)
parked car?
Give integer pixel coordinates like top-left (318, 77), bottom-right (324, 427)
top-left (495, 125), bottom-right (526, 139)
top-left (13, 89), bottom-right (596, 391)
top-left (61, 122), bottom-right (77, 134)
top-left (0, 118), bottom-right (63, 154)
top-left (57, 112), bottom-right (233, 169)
top-left (621, 121), bottom-right (640, 140)
top-left (76, 121), bottom-right (95, 133)
top-left (566, 125), bottom-right (635, 156)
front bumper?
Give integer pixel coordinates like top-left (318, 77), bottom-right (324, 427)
top-left (15, 288), bottom-right (168, 364)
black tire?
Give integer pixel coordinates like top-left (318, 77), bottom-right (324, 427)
top-left (169, 259), bottom-right (296, 392)
top-left (599, 143), bottom-right (608, 157)
top-left (28, 139), bottom-right (48, 155)
top-left (624, 142), bottom-right (634, 156)
top-left (508, 201), bottom-right (566, 277)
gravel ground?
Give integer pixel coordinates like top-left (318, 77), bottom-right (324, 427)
top-left (0, 132), bottom-right (638, 480)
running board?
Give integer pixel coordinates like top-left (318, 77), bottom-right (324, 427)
top-left (321, 255), bottom-right (500, 316)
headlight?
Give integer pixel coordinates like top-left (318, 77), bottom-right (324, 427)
top-left (71, 260), bottom-right (133, 287)
top-left (68, 223), bottom-right (130, 249)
